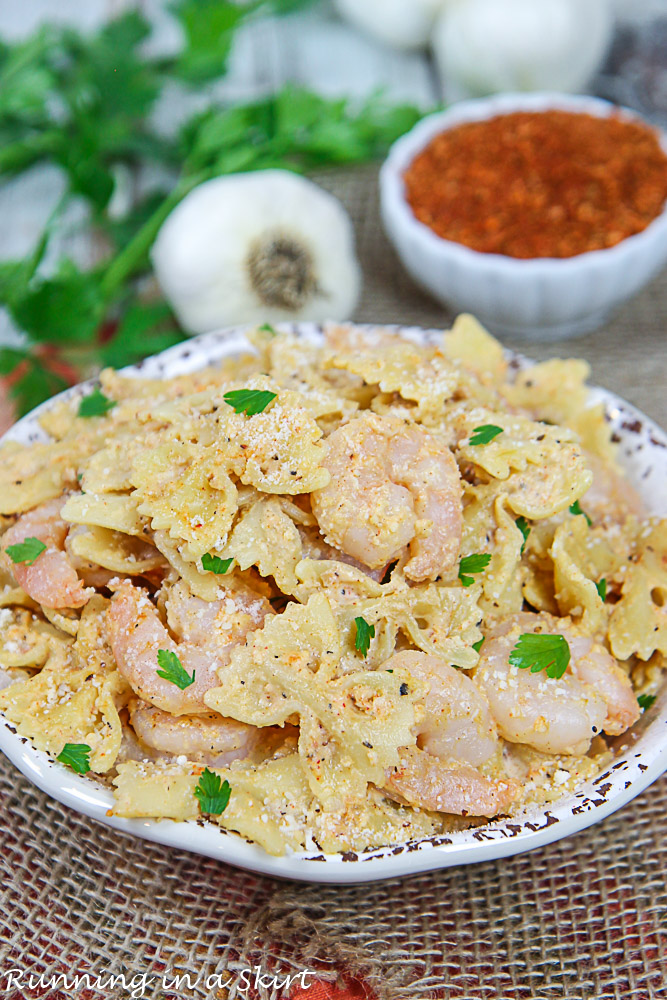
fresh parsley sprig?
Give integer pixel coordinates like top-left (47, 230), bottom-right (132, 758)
top-left (596, 578), bottom-right (607, 601)
top-left (354, 616), bottom-right (375, 657)
top-left (508, 633), bottom-right (571, 680)
top-left (637, 693), bottom-right (656, 711)
top-left (201, 553), bottom-right (233, 575)
top-left (78, 387), bottom-right (116, 418)
top-left (569, 500), bottom-right (592, 527)
top-left (156, 649), bottom-right (195, 690)
top-left (469, 424), bottom-right (503, 446)
top-left (223, 388), bottom-right (277, 416)
top-left (515, 516), bottom-right (531, 554)
top-left (194, 768), bottom-right (231, 815)
top-left (57, 742), bottom-right (92, 774)
top-left (0, 6), bottom-right (426, 417)
top-left (458, 553), bottom-right (492, 587)
top-left (5, 536), bottom-right (46, 565)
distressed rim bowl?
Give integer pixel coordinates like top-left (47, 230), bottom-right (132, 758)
top-left (0, 322), bottom-right (665, 884)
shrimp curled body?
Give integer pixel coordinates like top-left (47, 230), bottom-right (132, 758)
top-left (474, 612), bottom-right (640, 756)
top-left (311, 413), bottom-right (463, 582)
top-left (381, 651), bottom-right (516, 818)
top-left (2, 496), bottom-right (93, 609)
top-left (107, 580), bottom-right (272, 716)
top-left (128, 699), bottom-right (264, 767)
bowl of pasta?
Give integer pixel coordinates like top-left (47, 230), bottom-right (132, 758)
top-left (0, 317), bottom-right (665, 884)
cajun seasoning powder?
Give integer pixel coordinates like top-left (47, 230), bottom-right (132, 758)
top-left (403, 110), bottom-right (667, 259)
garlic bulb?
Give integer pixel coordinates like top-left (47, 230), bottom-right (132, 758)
top-left (432, 0), bottom-right (613, 101)
top-left (151, 170), bottom-right (361, 333)
top-left (334, 0), bottom-right (445, 51)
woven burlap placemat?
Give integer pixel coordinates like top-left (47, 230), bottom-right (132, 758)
top-left (1, 166), bottom-right (666, 1000)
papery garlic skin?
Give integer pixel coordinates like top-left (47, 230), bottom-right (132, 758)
top-left (151, 170), bottom-right (361, 333)
top-left (432, 0), bottom-right (613, 101)
top-left (334, 0), bottom-right (445, 51)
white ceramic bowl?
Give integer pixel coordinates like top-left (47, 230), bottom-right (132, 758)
top-left (0, 322), bottom-right (666, 884)
top-left (380, 93), bottom-right (667, 341)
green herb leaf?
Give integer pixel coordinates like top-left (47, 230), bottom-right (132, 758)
top-left (258, 323), bottom-right (277, 335)
top-left (97, 301), bottom-right (184, 370)
top-left (637, 693), bottom-right (656, 711)
top-left (596, 578), bottom-right (607, 602)
top-left (5, 536), bottom-right (46, 565)
top-left (569, 500), bottom-right (592, 527)
top-left (57, 742), bottom-right (91, 774)
top-left (156, 649), bottom-right (195, 690)
top-left (223, 388), bottom-right (276, 416)
top-left (11, 262), bottom-right (104, 345)
top-left (472, 638), bottom-right (485, 654)
top-left (194, 768), bottom-right (231, 815)
top-left (515, 516), bottom-right (531, 554)
top-left (458, 553), bottom-right (492, 587)
top-left (469, 424), bottom-right (503, 446)
top-left (78, 388), bottom-right (116, 418)
top-left (201, 553), bottom-right (233, 575)
top-left (508, 633), bottom-right (571, 680)
top-left (354, 616), bottom-right (375, 657)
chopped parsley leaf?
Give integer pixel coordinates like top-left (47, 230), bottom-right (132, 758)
top-left (223, 388), bottom-right (276, 416)
top-left (354, 616), bottom-right (375, 656)
top-left (57, 742), bottom-right (91, 774)
top-left (156, 649), bottom-right (195, 690)
top-left (469, 424), bottom-right (503, 446)
top-left (569, 500), bottom-right (592, 526)
top-left (194, 768), bottom-right (231, 815)
top-left (5, 536), bottom-right (47, 565)
top-left (78, 387), bottom-right (116, 418)
top-left (509, 633), bottom-right (571, 680)
top-left (458, 552), bottom-right (492, 587)
top-left (201, 553), bottom-right (233, 575)
top-left (515, 516), bottom-right (531, 554)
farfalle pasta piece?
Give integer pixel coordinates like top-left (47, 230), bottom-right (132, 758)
top-left (221, 497), bottom-right (303, 595)
top-left (66, 525), bottom-right (165, 576)
top-left (453, 405), bottom-right (593, 518)
top-left (0, 645), bottom-right (127, 773)
top-left (0, 440), bottom-right (80, 514)
top-left (113, 754), bottom-right (312, 855)
top-left (326, 338), bottom-right (461, 418)
top-left (442, 313), bottom-right (507, 384)
top-left (131, 439), bottom-right (238, 561)
top-left (265, 333), bottom-right (358, 422)
top-left (311, 784), bottom-right (438, 854)
top-left (61, 492), bottom-right (148, 537)
top-left (205, 594), bottom-right (425, 794)
top-left (551, 518), bottom-right (607, 636)
top-left (609, 521), bottom-right (667, 660)
top-left (0, 608), bottom-right (54, 668)
top-left (215, 380), bottom-right (330, 495)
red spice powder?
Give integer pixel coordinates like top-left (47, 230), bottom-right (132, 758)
top-left (403, 110), bottom-right (667, 259)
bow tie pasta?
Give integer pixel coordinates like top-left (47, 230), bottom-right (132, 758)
top-left (0, 318), bottom-right (662, 857)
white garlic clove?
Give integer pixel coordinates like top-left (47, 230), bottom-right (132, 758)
top-left (334, 0), bottom-right (445, 51)
top-left (432, 0), bottom-right (613, 102)
top-left (151, 170), bottom-right (361, 334)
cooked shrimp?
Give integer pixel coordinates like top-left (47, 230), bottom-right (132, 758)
top-left (128, 699), bottom-right (263, 766)
top-left (311, 413), bottom-right (462, 582)
top-left (2, 496), bottom-right (93, 609)
top-left (381, 651), bottom-right (516, 818)
top-left (474, 612), bottom-right (639, 756)
top-left (107, 579), bottom-right (272, 716)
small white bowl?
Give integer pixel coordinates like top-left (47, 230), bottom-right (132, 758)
top-left (380, 93), bottom-right (667, 341)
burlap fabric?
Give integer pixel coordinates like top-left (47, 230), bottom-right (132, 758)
top-left (1, 166), bottom-right (666, 1000)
